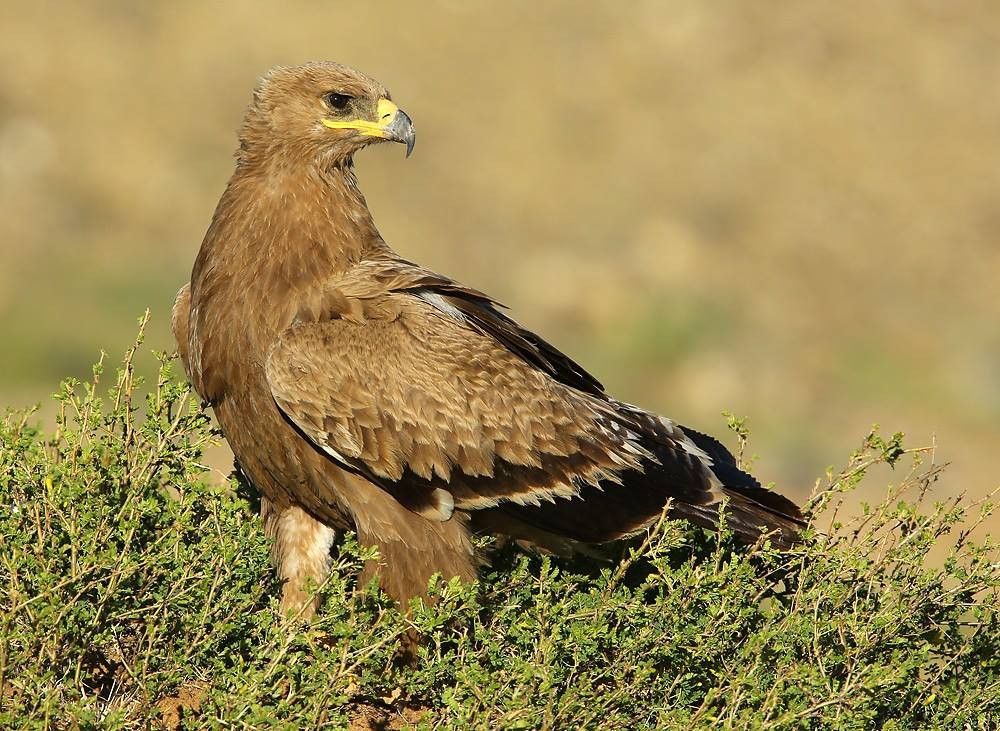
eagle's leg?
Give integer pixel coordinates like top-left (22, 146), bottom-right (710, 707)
top-left (342, 474), bottom-right (478, 607)
top-left (355, 529), bottom-right (478, 608)
top-left (353, 505), bottom-right (477, 663)
top-left (262, 500), bottom-right (337, 619)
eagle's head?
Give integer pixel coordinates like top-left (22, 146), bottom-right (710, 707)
top-left (240, 62), bottom-right (415, 167)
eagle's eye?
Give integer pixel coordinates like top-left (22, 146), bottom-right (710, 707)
top-left (325, 92), bottom-right (352, 111)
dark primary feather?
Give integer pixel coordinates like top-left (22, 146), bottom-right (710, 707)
top-left (266, 272), bottom-right (805, 548)
top-left (388, 275), bottom-right (805, 545)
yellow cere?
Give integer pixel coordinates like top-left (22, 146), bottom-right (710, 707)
top-left (322, 98), bottom-right (400, 137)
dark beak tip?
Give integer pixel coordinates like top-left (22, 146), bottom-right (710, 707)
top-left (384, 110), bottom-right (415, 158)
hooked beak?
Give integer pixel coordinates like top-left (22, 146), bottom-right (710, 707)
top-left (322, 98), bottom-right (416, 157)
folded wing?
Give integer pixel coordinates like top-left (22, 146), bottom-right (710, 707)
top-left (265, 271), bottom-right (804, 546)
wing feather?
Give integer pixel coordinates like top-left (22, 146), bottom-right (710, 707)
top-left (267, 262), bottom-right (804, 545)
top-left (265, 292), bottom-right (720, 533)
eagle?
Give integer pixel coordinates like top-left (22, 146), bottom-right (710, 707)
top-left (172, 62), bottom-right (805, 617)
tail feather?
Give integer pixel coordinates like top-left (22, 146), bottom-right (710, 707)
top-left (669, 489), bottom-right (805, 549)
top-left (486, 406), bottom-right (806, 550)
top-left (676, 424), bottom-right (806, 547)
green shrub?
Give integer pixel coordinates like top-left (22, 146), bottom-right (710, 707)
top-left (1, 320), bottom-right (998, 730)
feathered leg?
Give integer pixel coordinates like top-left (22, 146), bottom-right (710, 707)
top-left (262, 500), bottom-right (337, 619)
top-left (339, 473), bottom-right (478, 605)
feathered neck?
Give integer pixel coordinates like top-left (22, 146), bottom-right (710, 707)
top-left (198, 155), bottom-right (388, 289)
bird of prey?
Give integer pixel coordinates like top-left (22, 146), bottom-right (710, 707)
top-left (172, 62), bottom-right (805, 617)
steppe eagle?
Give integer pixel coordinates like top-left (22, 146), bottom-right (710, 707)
top-left (172, 62), bottom-right (805, 615)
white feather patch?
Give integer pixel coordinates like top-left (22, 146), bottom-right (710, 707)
top-left (416, 487), bottom-right (455, 521)
top-left (322, 444), bottom-right (353, 465)
top-left (416, 291), bottom-right (467, 322)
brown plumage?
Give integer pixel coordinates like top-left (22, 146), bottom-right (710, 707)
top-left (173, 62), bottom-right (806, 616)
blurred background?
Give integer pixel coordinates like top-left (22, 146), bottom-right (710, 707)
top-left (1, 1), bottom-right (998, 516)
